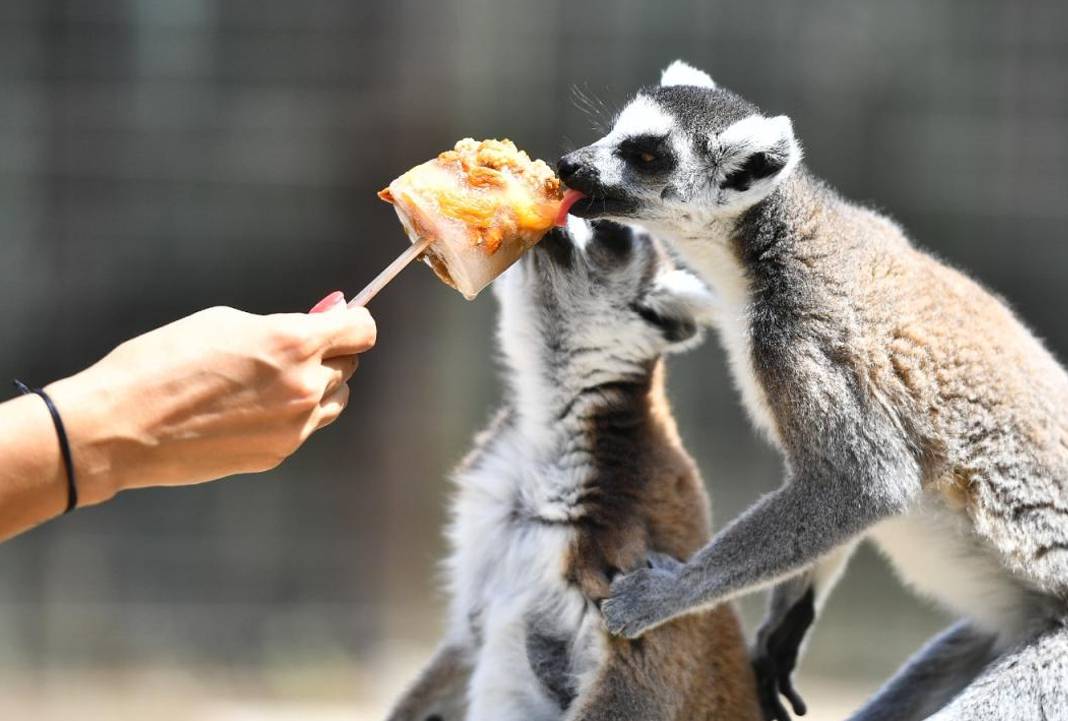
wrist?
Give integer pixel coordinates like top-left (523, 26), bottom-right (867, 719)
top-left (45, 367), bottom-right (134, 506)
top-left (0, 394), bottom-right (70, 524)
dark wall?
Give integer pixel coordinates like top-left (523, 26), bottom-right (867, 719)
top-left (1, 0), bottom-right (1065, 680)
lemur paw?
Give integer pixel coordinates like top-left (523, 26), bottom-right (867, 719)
top-left (600, 562), bottom-right (682, 639)
top-left (645, 551), bottom-right (686, 574)
top-left (752, 588), bottom-right (815, 721)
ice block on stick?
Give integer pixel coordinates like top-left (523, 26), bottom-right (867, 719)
top-left (354, 139), bottom-right (565, 305)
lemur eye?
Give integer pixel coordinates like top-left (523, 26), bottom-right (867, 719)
top-left (617, 135), bottom-right (673, 173)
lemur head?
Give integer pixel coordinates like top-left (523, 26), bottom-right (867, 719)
top-left (493, 217), bottom-right (717, 401)
top-left (557, 60), bottom-right (802, 235)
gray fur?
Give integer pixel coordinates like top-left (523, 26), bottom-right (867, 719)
top-left (848, 621), bottom-right (997, 721)
top-left (381, 219), bottom-right (752, 721)
top-left (384, 643), bottom-right (472, 721)
top-left (560, 61), bottom-right (1068, 720)
top-left (924, 622), bottom-right (1068, 720)
top-left (525, 622), bottom-right (578, 710)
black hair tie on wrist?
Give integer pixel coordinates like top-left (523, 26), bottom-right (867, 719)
top-left (13, 379), bottom-right (78, 513)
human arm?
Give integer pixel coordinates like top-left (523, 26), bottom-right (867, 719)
top-left (0, 302), bottom-right (375, 541)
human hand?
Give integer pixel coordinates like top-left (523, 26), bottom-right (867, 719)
top-left (46, 294), bottom-right (375, 504)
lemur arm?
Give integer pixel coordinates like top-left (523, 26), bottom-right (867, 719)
top-left (601, 468), bottom-right (914, 638)
top-left (384, 641), bottom-right (473, 721)
top-left (913, 624), bottom-right (1068, 721)
top-left (752, 541), bottom-right (859, 721)
top-left (847, 621), bottom-right (995, 721)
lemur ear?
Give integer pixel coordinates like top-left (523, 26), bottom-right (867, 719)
top-left (711, 114), bottom-right (801, 208)
top-left (659, 60), bottom-right (716, 89)
top-left (637, 269), bottom-right (719, 351)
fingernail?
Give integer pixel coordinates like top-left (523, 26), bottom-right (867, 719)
top-left (309, 291), bottom-right (345, 313)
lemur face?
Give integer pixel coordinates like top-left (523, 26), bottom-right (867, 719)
top-left (558, 61), bottom-right (802, 234)
top-left (494, 216), bottom-right (717, 361)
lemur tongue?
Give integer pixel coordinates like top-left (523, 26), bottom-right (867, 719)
top-left (554, 189), bottom-right (586, 226)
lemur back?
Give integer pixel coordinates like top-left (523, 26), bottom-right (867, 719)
top-left (384, 218), bottom-right (762, 721)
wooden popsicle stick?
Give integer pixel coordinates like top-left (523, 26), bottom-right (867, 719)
top-left (348, 236), bottom-right (433, 308)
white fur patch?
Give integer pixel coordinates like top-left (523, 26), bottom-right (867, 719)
top-left (565, 214), bottom-right (593, 251)
top-left (610, 95), bottom-right (674, 139)
top-left (659, 60), bottom-right (716, 89)
top-left (451, 463), bottom-right (588, 720)
top-left (654, 267), bottom-right (712, 300)
top-left (446, 413), bottom-right (606, 720)
top-left (662, 226), bottom-right (783, 447)
top-left (811, 541), bottom-right (858, 612)
top-left (493, 273), bottom-right (559, 452)
top-left (648, 269), bottom-right (719, 329)
top-left (871, 499), bottom-right (1038, 642)
top-left (716, 114), bottom-right (798, 161)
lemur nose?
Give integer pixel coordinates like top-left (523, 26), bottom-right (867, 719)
top-left (557, 153), bottom-right (585, 183)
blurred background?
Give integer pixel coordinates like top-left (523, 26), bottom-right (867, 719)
top-left (1, 0), bottom-right (1066, 718)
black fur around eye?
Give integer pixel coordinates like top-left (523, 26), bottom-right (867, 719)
top-left (618, 135), bottom-right (675, 174)
top-left (631, 302), bottom-right (698, 344)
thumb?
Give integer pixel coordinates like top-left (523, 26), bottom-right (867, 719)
top-left (309, 305), bottom-right (377, 358)
top-left (309, 290), bottom-right (346, 313)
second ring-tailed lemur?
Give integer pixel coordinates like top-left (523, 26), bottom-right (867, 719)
top-left (383, 218), bottom-right (763, 721)
top-left (557, 61), bottom-right (1068, 721)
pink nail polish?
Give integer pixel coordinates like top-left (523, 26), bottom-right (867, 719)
top-left (309, 291), bottom-right (345, 313)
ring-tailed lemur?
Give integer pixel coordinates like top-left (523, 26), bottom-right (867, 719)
top-left (556, 60), bottom-right (1068, 721)
top-left (383, 218), bottom-right (763, 721)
